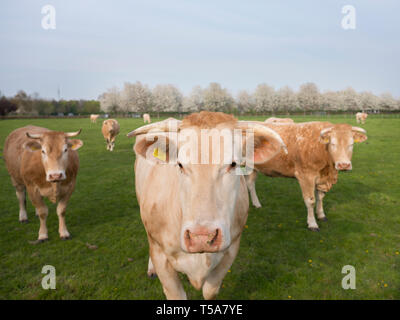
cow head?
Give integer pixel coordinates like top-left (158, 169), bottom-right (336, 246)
top-left (320, 124), bottom-right (367, 171)
top-left (129, 112), bottom-right (287, 254)
top-left (25, 130), bottom-right (83, 182)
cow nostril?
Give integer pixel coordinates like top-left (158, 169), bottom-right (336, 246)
top-left (185, 230), bottom-right (190, 240)
top-left (207, 229), bottom-right (219, 246)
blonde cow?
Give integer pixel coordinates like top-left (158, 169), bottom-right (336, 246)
top-left (265, 117), bottom-right (294, 124)
top-left (356, 112), bottom-right (368, 124)
top-left (3, 126), bottom-right (83, 241)
top-left (102, 119), bottom-right (120, 151)
top-left (246, 121), bottom-right (367, 231)
top-left (143, 113), bottom-right (151, 124)
top-left (128, 111), bottom-right (287, 300)
top-left (90, 114), bottom-right (100, 123)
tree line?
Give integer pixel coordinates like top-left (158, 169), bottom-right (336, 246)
top-left (0, 90), bottom-right (100, 116)
top-left (99, 82), bottom-right (400, 114)
top-left (2, 82), bottom-right (399, 117)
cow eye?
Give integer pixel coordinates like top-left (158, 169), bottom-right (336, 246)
top-left (178, 162), bottom-right (183, 169)
top-left (64, 148), bottom-right (68, 152)
top-left (41, 150), bottom-right (46, 155)
top-left (231, 162), bottom-right (237, 168)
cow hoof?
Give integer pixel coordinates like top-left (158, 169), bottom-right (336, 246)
top-left (147, 272), bottom-right (158, 279)
top-left (38, 238), bottom-right (49, 243)
top-left (319, 217), bottom-right (328, 222)
top-left (308, 227), bottom-right (320, 232)
top-left (60, 235), bottom-right (71, 240)
top-left (19, 219), bottom-right (29, 224)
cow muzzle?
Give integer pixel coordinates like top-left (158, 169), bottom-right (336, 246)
top-left (47, 171), bottom-right (66, 182)
top-left (182, 226), bottom-right (224, 253)
top-left (335, 162), bottom-right (352, 171)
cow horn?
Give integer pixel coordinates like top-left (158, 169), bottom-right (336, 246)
top-left (26, 132), bottom-right (43, 139)
top-left (320, 127), bottom-right (333, 138)
top-left (65, 129), bottom-right (82, 137)
top-left (351, 126), bottom-right (367, 134)
top-left (237, 121), bottom-right (288, 154)
top-left (127, 118), bottom-right (181, 137)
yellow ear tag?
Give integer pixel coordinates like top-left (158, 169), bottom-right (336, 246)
top-left (153, 148), bottom-right (166, 161)
top-left (354, 139), bottom-right (359, 143)
top-left (323, 138), bottom-right (329, 143)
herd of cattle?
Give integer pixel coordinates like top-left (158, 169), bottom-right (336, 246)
top-left (2, 111), bottom-right (368, 299)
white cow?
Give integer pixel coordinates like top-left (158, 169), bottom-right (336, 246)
top-left (143, 113), bottom-right (151, 124)
top-left (128, 111), bottom-right (286, 299)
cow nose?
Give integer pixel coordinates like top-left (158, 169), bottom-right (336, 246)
top-left (336, 162), bottom-right (352, 171)
top-left (183, 227), bottom-right (223, 253)
top-left (48, 173), bottom-right (64, 181)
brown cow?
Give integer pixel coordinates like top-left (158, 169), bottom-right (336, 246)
top-left (356, 112), bottom-right (368, 124)
top-left (128, 111), bottom-right (286, 299)
top-left (102, 119), bottom-right (120, 151)
top-left (143, 113), bottom-right (151, 123)
top-left (90, 114), bottom-right (99, 123)
top-left (3, 126), bottom-right (83, 241)
top-left (265, 117), bottom-right (294, 124)
top-left (246, 121), bottom-right (367, 231)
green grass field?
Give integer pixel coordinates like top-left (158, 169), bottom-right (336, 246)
top-left (0, 115), bottom-right (399, 300)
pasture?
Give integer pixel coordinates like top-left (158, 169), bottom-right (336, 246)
top-left (0, 115), bottom-right (399, 299)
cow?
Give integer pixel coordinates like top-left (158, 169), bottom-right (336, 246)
top-left (102, 119), bottom-right (120, 151)
top-left (143, 113), bottom-right (151, 124)
top-left (127, 111), bottom-right (287, 299)
top-left (265, 117), bottom-right (294, 124)
top-left (356, 112), bottom-right (368, 124)
top-left (90, 114), bottom-right (100, 123)
top-left (245, 121), bottom-right (367, 231)
top-left (3, 126), bottom-right (83, 241)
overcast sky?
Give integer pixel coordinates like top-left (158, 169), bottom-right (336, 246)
top-left (0, 0), bottom-right (399, 100)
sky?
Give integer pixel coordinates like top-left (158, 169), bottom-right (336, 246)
top-left (0, 0), bottom-right (399, 100)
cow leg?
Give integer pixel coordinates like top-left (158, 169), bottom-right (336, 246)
top-left (106, 138), bottom-right (110, 150)
top-left (316, 190), bottom-right (327, 221)
top-left (149, 241), bottom-right (187, 300)
top-left (245, 171), bottom-right (261, 208)
top-left (202, 237), bottom-right (241, 300)
top-left (110, 137), bottom-right (115, 151)
top-left (28, 189), bottom-right (49, 241)
top-left (57, 199), bottom-right (71, 240)
top-left (15, 185), bottom-right (28, 223)
top-left (147, 257), bottom-right (157, 278)
top-left (296, 175), bottom-right (319, 231)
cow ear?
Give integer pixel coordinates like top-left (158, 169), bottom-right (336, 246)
top-left (243, 128), bottom-right (286, 165)
top-left (134, 134), bottom-right (177, 164)
top-left (68, 139), bottom-right (83, 150)
top-left (24, 140), bottom-right (42, 152)
top-left (320, 128), bottom-right (333, 144)
top-left (352, 127), bottom-right (367, 143)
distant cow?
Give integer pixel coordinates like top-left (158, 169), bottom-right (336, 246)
top-left (90, 114), bottom-right (100, 123)
top-left (246, 121), bottom-right (367, 231)
top-left (128, 111), bottom-right (286, 299)
top-left (3, 126), bottom-right (83, 241)
top-left (102, 119), bottom-right (120, 151)
top-left (356, 112), bottom-right (368, 124)
top-left (265, 117), bottom-right (294, 124)
top-left (143, 113), bottom-right (151, 123)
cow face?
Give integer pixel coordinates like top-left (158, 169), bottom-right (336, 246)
top-left (132, 114), bottom-right (286, 254)
top-left (25, 130), bottom-right (83, 182)
top-left (320, 124), bottom-right (367, 171)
